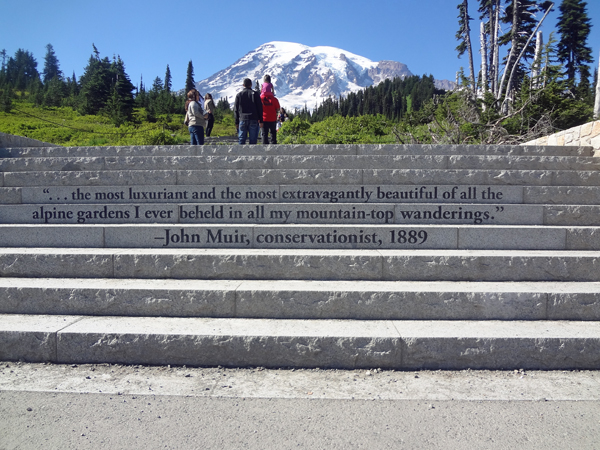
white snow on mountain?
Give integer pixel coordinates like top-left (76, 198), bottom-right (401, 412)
top-left (196, 41), bottom-right (452, 111)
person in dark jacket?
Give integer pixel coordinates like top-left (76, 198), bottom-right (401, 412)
top-left (234, 78), bottom-right (263, 145)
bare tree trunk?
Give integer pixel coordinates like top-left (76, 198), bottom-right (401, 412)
top-left (461, 0), bottom-right (477, 96)
top-left (498, 0), bottom-right (520, 103)
top-left (490, 0), bottom-right (500, 96)
top-left (480, 22), bottom-right (488, 93)
top-left (595, 52), bottom-right (600, 119)
top-left (531, 31), bottom-right (543, 89)
top-left (501, 3), bottom-right (553, 102)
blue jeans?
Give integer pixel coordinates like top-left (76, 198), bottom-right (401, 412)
top-left (238, 120), bottom-right (259, 144)
top-left (189, 125), bottom-right (204, 145)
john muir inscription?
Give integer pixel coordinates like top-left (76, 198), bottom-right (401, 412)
top-left (25, 185), bottom-right (522, 204)
top-left (124, 226), bottom-right (443, 249)
top-left (155, 228), bottom-right (387, 247)
top-left (0, 183), bottom-right (538, 228)
top-left (0, 181), bottom-right (541, 250)
top-left (13, 203), bottom-right (531, 225)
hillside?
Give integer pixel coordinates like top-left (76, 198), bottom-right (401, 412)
top-left (0, 102), bottom-right (236, 147)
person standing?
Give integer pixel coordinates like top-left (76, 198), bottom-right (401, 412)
top-left (279, 108), bottom-right (288, 123)
top-left (261, 90), bottom-right (280, 145)
top-left (185, 89), bottom-right (206, 145)
top-left (234, 78), bottom-right (263, 145)
top-left (204, 93), bottom-right (216, 137)
top-left (261, 74), bottom-right (275, 96)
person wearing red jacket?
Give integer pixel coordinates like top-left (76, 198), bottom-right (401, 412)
top-left (260, 91), bottom-right (280, 145)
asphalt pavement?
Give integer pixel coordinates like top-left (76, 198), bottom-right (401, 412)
top-left (1, 362), bottom-right (599, 449)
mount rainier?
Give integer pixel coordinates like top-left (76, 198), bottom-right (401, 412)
top-left (196, 41), bottom-right (453, 111)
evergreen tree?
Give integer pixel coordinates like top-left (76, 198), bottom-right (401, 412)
top-left (0, 49), bottom-right (7, 86)
top-left (594, 66), bottom-right (600, 119)
top-left (307, 75), bottom-right (439, 123)
top-left (164, 64), bottom-right (172, 92)
top-left (511, 33), bottom-right (592, 131)
top-left (0, 85), bottom-right (12, 113)
top-left (151, 77), bottom-right (163, 95)
top-left (69, 71), bottom-right (79, 97)
top-left (5, 49), bottom-right (39, 90)
top-left (29, 77), bottom-right (44, 106)
top-left (0, 49), bottom-right (6, 72)
top-left (556, 0), bottom-right (593, 87)
top-left (78, 47), bottom-right (113, 115)
top-left (135, 75), bottom-right (148, 108)
top-left (146, 76), bottom-right (164, 120)
top-left (216, 97), bottom-right (231, 111)
top-left (185, 61), bottom-right (195, 92)
top-left (78, 47), bottom-right (135, 121)
top-left (43, 75), bottom-right (66, 107)
top-left (159, 90), bottom-right (176, 115)
top-left (42, 43), bottom-right (62, 84)
top-left (106, 56), bottom-right (136, 125)
top-left (61, 72), bottom-right (79, 108)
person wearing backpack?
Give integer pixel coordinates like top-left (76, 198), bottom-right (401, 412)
top-left (261, 90), bottom-right (280, 144)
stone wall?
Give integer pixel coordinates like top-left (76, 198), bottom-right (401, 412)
top-left (0, 132), bottom-right (57, 149)
top-left (522, 120), bottom-right (600, 151)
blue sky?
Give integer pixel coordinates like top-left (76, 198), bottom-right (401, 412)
top-left (1, 0), bottom-right (599, 90)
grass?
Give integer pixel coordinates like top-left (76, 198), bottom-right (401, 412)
top-left (0, 101), bottom-right (237, 146)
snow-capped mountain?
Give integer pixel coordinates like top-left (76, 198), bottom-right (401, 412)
top-left (196, 42), bottom-right (453, 111)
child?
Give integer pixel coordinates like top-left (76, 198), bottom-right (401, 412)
top-left (261, 74), bottom-right (275, 96)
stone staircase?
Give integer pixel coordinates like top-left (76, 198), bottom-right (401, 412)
top-left (1, 143), bottom-right (600, 370)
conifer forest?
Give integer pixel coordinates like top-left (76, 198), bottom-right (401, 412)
top-left (0, 0), bottom-right (598, 146)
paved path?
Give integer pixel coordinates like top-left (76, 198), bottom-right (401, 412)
top-left (1, 363), bottom-right (599, 449)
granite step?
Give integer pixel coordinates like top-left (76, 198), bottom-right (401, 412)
top-left (3, 154), bottom-right (600, 173)
top-left (5, 185), bottom-right (600, 206)
top-left (1, 248), bottom-right (599, 281)
top-left (5, 168), bottom-right (600, 187)
top-left (2, 202), bottom-right (600, 226)
top-left (1, 313), bottom-right (599, 369)
top-left (1, 278), bottom-right (599, 321)
top-left (1, 144), bottom-right (594, 158)
top-left (1, 142), bottom-right (599, 371)
top-left (277, 155), bottom-right (600, 171)
top-left (0, 223), bottom-right (598, 250)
